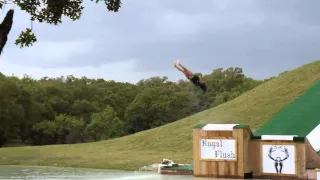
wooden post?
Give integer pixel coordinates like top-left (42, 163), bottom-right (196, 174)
top-left (314, 169), bottom-right (320, 180)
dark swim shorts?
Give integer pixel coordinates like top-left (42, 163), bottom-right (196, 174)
top-left (189, 75), bottom-right (201, 86)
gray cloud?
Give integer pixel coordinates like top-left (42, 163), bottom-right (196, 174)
top-left (2, 0), bottom-right (320, 80)
top-left (255, 0), bottom-right (320, 25)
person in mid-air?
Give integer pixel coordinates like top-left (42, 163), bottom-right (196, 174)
top-left (173, 60), bottom-right (207, 93)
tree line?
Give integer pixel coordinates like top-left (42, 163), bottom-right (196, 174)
top-left (0, 67), bottom-right (266, 147)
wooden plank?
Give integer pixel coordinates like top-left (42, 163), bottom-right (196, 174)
top-left (249, 140), bottom-right (261, 177)
top-left (295, 142), bottom-right (306, 178)
top-left (200, 129), bottom-right (207, 137)
top-left (315, 169), bottom-right (320, 180)
top-left (214, 161), bottom-right (219, 176)
top-left (233, 128), bottom-right (243, 177)
top-left (243, 128), bottom-right (251, 174)
top-left (211, 161), bottom-right (217, 176)
top-left (218, 161), bottom-right (227, 176)
top-left (207, 161), bottom-right (212, 176)
top-left (218, 131), bottom-right (233, 137)
top-left (192, 129), bottom-right (200, 176)
top-left (206, 130), bottom-right (233, 138)
top-left (231, 162), bottom-right (237, 176)
top-left (201, 161), bottom-right (208, 176)
top-left (232, 128), bottom-right (239, 176)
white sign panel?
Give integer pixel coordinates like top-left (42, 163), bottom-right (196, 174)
top-left (317, 170), bottom-right (320, 180)
top-left (200, 139), bottom-right (236, 160)
top-left (262, 144), bottom-right (295, 175)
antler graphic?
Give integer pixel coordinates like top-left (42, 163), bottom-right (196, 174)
top-left (268, 147), bottom-right (276, 161)
top-left (281, 147), bottom-right (289, 161)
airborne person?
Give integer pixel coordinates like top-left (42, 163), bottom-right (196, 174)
top-left (173, 60), bottom-right (207, 93)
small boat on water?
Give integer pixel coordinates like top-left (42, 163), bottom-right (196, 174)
top-left (157, 158), bottom-right (193, 175)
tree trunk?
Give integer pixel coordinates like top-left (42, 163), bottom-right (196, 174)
top-left (0, 9), bottom-right (14, 56)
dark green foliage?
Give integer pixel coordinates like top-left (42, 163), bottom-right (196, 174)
top-left (15, 28), bottom-right (37, 48)
top-left (86, 105), bottom-right (123, 141)
top-left (124, 87), bottom-right (191, 133)
top-left (0, 67), bottom-right (265, 147)
top-left (30, 114), bottom-right (86, 145)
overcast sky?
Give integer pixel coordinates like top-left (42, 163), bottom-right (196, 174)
top-left (1, 0), bottom-right (320, 83)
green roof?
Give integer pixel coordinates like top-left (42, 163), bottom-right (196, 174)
top-left (193, 124), bottom-right (248, 129)
top-left (254, 81), bottom-right (320, 137)
top-left (161, 164), bottom-right (193, 171)
top-left (234, 124), bottom-right (249, 129)
top-left (194, 124), bottom-right (206, 128)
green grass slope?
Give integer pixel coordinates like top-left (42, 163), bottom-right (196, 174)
top-left (1, 61), bottom-right (320, 170)
top-left (254, 80), bottom-right (320, 137)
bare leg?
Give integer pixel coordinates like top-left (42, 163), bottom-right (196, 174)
top-left (175, 60), bottom-right (194, 78)
top-left (178, 63), bottom-right (192, 74)
top-left (174, 61), bottom-right (185, 72)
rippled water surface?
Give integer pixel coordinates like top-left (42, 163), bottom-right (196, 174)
top-left (0, 166), bottom-right (206, 180)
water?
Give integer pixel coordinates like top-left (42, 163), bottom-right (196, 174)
top-left (0, 166), bottom-right (219, 180)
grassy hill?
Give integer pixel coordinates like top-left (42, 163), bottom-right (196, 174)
top-left (1, 61), bottom-right (320, 170)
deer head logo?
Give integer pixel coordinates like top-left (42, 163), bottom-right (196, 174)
top-left (268, 146), bottom-right (290, 174)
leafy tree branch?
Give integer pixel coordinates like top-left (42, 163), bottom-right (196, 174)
top-left (0, 0), bottom-right (121, 55)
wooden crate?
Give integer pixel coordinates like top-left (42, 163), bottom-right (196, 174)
top-left (193, 124), bottom-right (252, 178)
top-left (249, 138), bottom-right (306, 179)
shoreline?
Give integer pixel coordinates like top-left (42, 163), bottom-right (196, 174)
top-left (0, 164), bottom-right (141, 172)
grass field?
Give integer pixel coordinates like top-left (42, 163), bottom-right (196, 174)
top-left (1, 61), bottom-right (320, 171)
